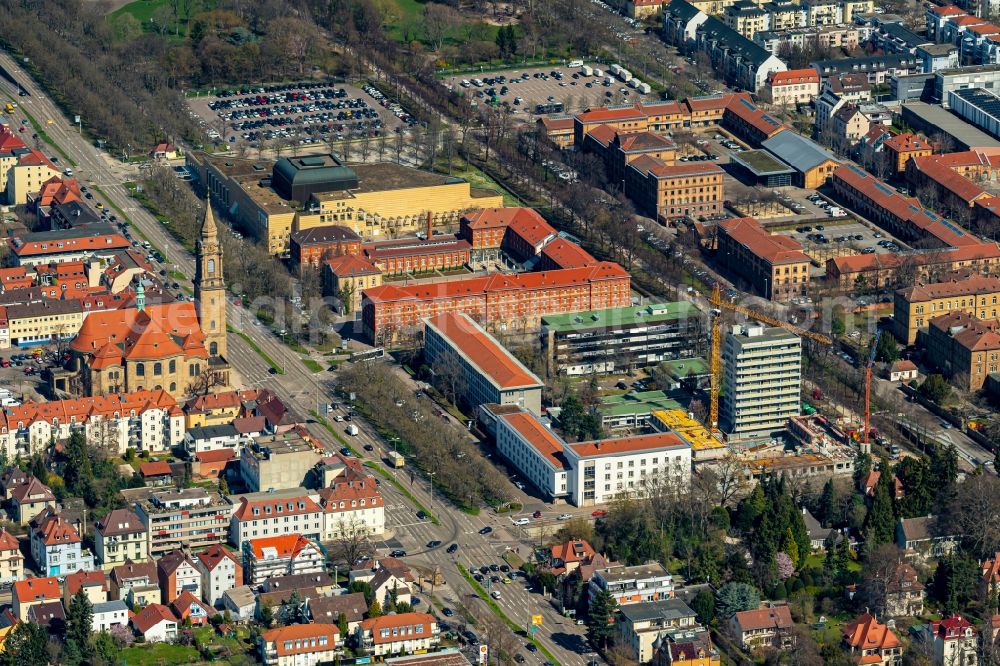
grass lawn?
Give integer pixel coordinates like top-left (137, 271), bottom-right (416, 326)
top-left (121, 642), bottom-right (198, 665)
top-left (111, 0), bottom-right (172, 22)
top-left (302, 358), bottom-right (324, 373)
top-left (441, 161), bottom-right (522, 207)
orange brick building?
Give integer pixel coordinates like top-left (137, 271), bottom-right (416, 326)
top-left (458, 207), bottom-right (557, 263)
top-left (883, 133), bottom-right (933, 174)
top-left (289, 225), bottom-right (362, 270)
top-left (362, 236), bottom-right (471, 276)
top-left (361, 262), bottom-right (631, 343)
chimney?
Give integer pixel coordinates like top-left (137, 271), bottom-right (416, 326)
top-left (425, 211), bottom-right (433, 240)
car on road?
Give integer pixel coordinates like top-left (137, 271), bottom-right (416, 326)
top-left (463, 631), bottom-right (479, 645)
top-left (499, 564), bottom-right (510, 572)
top-left (558, 513), bottom-right (572, 520)
top-left (389, 549), bottom-right (407, 557)
top-left (490, 590), bottom-right (502, 600)
top-left (526, 644), bottom-right (538, 653)
top-left (532, 510), bottom-right (542, 518)
top-left (515, 655), bottom-right (525, 663)
top-left (480, 566), bottom-right (490, 574)
top-left (489, 563), bottom-right (499, 571)
top-left (940, 420), bottom-right (953, 429)
top-left (479, 526), bottom-right (492, 535)
top-left (339, 447), bottom-right (352, 456)
top-left (513, 518), bottom-right (530, 526)
top-left (417, 511), bottom-right (427, 520)
top-left (592, 509), bottom-right (608, 517)
top-left (513, 481), bottom-right (525, 490)
top-left (363, 444), bottom-right (373, 451)
top-left (447, 543), bottom-right (459, 554)
top-left (427, 540), bottom-right (441, 548)
top-left (442, 607), bottom-right (454, 617)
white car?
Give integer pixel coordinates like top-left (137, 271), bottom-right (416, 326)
top-left (513, 518), bottom-right (531, 526)
top-left (491, 590), bottom-right (502, 600)
top-left (558, 513), bottom-right (572, 520)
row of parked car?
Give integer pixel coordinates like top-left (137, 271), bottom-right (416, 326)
top-left (362, 84), bottom-right (417, 126)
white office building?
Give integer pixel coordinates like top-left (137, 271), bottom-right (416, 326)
top-left (721, 324), bottom-right (802, 440)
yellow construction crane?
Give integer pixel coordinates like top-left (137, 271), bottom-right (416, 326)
top-left (708, 284), bottom-right (832, 431)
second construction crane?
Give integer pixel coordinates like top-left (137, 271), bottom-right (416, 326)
top-left (708, 285), bottom-right (832, 432)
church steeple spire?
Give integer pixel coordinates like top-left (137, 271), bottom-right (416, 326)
top-left (195, 194), bottom-right (226, 359)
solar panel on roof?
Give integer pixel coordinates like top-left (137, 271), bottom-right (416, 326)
top-left (874, 182), bottom-right (895, 196)
top-left (907, 204), bottom-right (920, 212)
top-left (738, 98), bottom-right (757, 111)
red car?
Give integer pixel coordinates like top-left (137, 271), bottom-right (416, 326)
top-left (532, 510), bottom-right (542, 519)
top-left (591, 509), bottom-right (608, 518)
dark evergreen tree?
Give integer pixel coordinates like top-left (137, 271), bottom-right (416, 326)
top-left (586, 589), bottom-right (617, 649)
top-left (863, 464), bottom-right (896, 550)
top-left (818, 478), bottom-right (836, 527)
top-left (66, 588), bottom-right (93, 659)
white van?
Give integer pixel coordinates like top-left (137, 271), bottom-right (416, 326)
top-left (472, 78), bottom-right (484, 87)
top-left (460, 79), bottom-right (471, 88)
top-left (568, 59), bottom-right (584, 68)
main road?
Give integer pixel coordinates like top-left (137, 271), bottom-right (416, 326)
top-left (0, 51), bottom-right (598, 665)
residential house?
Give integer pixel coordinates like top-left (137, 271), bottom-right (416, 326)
top-left (94, 508), bottom-right (148, 570)
top-left (317, 459), bottom-right (385, 541)
top-left (27, 601), bottom-right (65, 633)
top-left (29, 511), bottom-right (94, 576)
top-left (652, 634), bottom-right (721, 666)
top-left (888, 360), bottom-right (919, 382)
top-left (0, 528), bottom-right (23, 583)
top-left (259, 623), bottom-right (341, 666)
top-left (549, 540), bottom-right (599, 577)
top-left (896, 516), bottom-right (959, 558)
top-left (229, 489), bottom-right (324, 546)
top-left (91, 600), bottom-right (129, 632)
top-left (130, 603), bottom-right (178, 643)
top-left (157, 549), bottom-right (201, 603)
top-left (195, 543), bottom-right (243, 607)
top-left (12, 576), bottom-right (61, 621)
top-left (931, 614), bottom-right (977, 666)
top-left (170, 589), bottom-right (215, 626)
top-left (842, 612), bottom-right (902, 665)
top-left (351, 557), bottom-right (415, 607)
top-left (615, 598), bottom-right (701, 663)
top-left (242, 534), bottom-right (325, 586)
top-left (9, 476), bottom-right (55, 526)
top-left (589, 562), bottom-right (675, 606)
top-left (306, 592), bottom-right (367, 632)
top-left (223, 585), bottom-right (257, 623)
top-left (109, 560), bottom-right (160, 606)
top-left (728, 605), bottom-right (795, 650)
top-left (875, 562), bottom-right (925, 618)
top-left (139, 461), bottom-right (174, 486)
top-left (63, 569), bottom-right (109, 605)
top-left (357, 613), bottom-right (440, 658)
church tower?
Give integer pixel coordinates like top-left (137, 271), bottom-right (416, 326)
top-left (195, 195), bottom-right (227, 358)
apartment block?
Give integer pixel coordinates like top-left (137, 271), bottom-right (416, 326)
top-left (239, 432), bottom-right (322, 493)
top-left (716, 217), bottom-right (811, 301)
top-left (615, 598), bottom-right (704, 663)
top-left (588, 562), bottom-right (675, 606)
top-left (30, 512), bottom-right (95, 577)
top-left (260, 624), bottom-right (341, 666)
top-left (541, 301), bottom-right (705, 376)
top-left (229, 488), bottom-right (324, 546)
top-left (623, 157), bottom-right (724, 221)
top-left (94, 508), bottom-right (148, 570)
top-left (892, 276), bottom-right (1000, 345)
top-left (7, 225), bottom-right (130, 267)
top-left (926, 310), bottom-right (1000, 390)
top-left (317, 458), bottom-right (386, 541)
top-left (242, 534), bottom-right (325, 586)
top-left (721, 325), bottom-right (802, 439)
top-left (357, 613), bottom-right (440, 658)
top-left (764, 69), bottom-right (821, 107)
top-left (423, 312), bottom-right (544, 414)
top-left (132, 487), bottom-right (233, 557)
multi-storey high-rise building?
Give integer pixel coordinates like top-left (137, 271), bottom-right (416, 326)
top-left (721, 325), bottom-right (802, 439)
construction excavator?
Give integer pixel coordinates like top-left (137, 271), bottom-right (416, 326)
top-left (708, 284), bottom-right (833, 432)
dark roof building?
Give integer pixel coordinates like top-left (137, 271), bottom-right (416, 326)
top-left (271, 154), bottom-right (359, 203)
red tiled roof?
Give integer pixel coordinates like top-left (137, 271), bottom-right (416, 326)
top-left (933, 614), bottom-right (975, 640)
top-left (0, 126), bottom-right (27, 155)
top-left (0, 528), bottom-right (20, 553)
top-left (723, 98), bottom-right (787, 138)
top-left (884, 132), bottom-right (930, 153)
top-left (507, 209), bottom-right (557, 248)
top-left (195, 449), bottom-right (236, 464)
top-left (17, 150), bottom-right (57, 171)
top-left (131, 603), bottom-right (177, 633)
top-left (897, 275), bottom-right (1000, 302)
top-left (195, 544), bottom-right (240, 572)
top-left (570, 431), bottom-right (688, 457)
top-left (64, 570), bottom-right (108, 597)
top-left (843, 613), bottom-right (901, 650)
top-left (12, 232), bottom-right (129, 258)
top-left (233, 495), bottom-right (323, 521)
top-left (719, 217), bottom-right (809, 265)
top-left (247, 534), bottom-right (319, 560)
top-left (360, 612), bottom-right (436, 644)
top-left (931, 5), bottom-right (967, 16)
top-left (910, 155), bottom-right (990, 205)
top-left (139, 461), bottom-right (172, 477)
top-left (324, 254), bottom-right (380, 277)
top-left (550, 540), bottom-right (597, 564)
top-left (262, 624), bottom-right (339, 657)
top-left (734, 605), bottom-right (794, 632)
top-left (13, 577), bottom-right (60, 604)
top-left (966, 22), bottom-right (1000, 35)
top-left (540, 116), bottom-right (574, 132)
top-left (575, 104), bottom-right (646, 124)
top-left (586, 124), bottom-right (618, 148)
top-left (630, 155), bottom-right (724, 179)
top-left (498, 411), bottom-right (569, 470)
top-left (769, 69), bottom-right (820, 86)
top-left (952, 15), bottom-right (987, 26)
top-left (929, 310), bottom-right (1000, 351)
top-left (540, 238), bottom-right (597, 269)
top-left (363, 262), bottom-right (629, 304)
top-left (424, 313), bottom-right (542, 390)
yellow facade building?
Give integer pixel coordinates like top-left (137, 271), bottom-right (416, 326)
top-left (893, 275), bottom-right (1000, 345)
top-left (188, 153), bottom-right (502, 256)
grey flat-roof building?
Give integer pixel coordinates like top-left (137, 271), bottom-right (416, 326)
top-left (722, 324), bottom-right (801, 440)
top-left (271, 154), bottom-right (359, 203)
top-left (934, 65), bottom-right (1000, 108)
top-left (891, 72), bottom-right (935, 103)
top-left (900, 101), bottom-right (1000, 151)
top-left (949, 87), bottom-right (1000, 141)
top-left (730, 150), bottom-right (795, 187)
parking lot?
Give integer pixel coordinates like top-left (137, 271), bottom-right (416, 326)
top-left (443, 63), bottom-right (656, 117)
top-left (186, 80), bottom-right (409, 149)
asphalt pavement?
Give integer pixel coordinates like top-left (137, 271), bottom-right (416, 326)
top-left (0, 51), bottom-right (599, 665)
